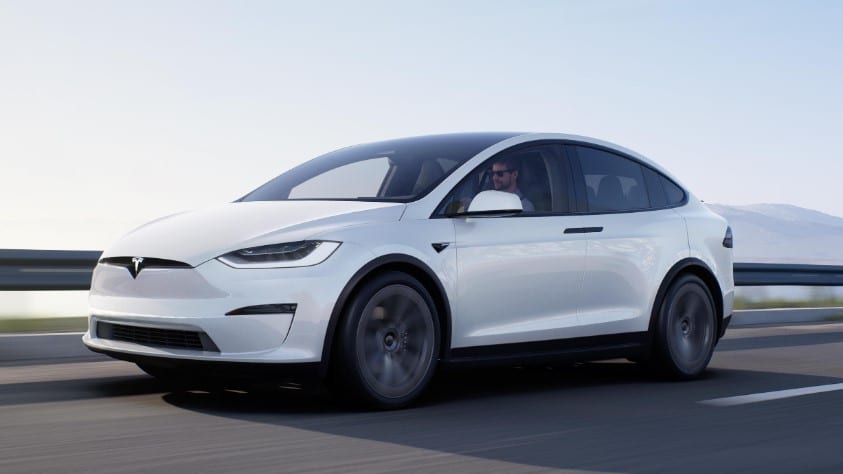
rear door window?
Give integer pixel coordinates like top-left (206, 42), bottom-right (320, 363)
top-left (571, 146), bottom-right (649, 212)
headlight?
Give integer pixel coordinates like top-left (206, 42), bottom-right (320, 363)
top-left (217, 240), bottom-right (341, 269)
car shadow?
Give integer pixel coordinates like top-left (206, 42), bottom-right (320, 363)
top-left (7, 359), bottom-right (841, 472)
top-left (155, 361), bottom-right (843, 472)
top-left (0, 375), bottom-right (168, 407)
top-left (157, 361), bottom-right (660, 415)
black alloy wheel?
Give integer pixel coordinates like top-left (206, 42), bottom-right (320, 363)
top-left (333, 271), bottom-right (440, 409)
top-left (653, 274), bottom-right (717, 379)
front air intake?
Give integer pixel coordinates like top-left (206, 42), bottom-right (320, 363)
top-left (226, 303), bottom-right (298, 316)
top-left (96, 321), bottom-right (219, 352)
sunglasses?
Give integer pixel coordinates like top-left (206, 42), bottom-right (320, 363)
top-left (491, 169), bottom-right (515, 177)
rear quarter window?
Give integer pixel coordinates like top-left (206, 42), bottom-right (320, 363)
top-left (641, 165), bottom-right (686, 208)
top-left (661, 176), bottom-right (686, 205)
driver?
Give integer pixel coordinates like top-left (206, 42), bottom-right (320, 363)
top-left (491, 157), bottom-right (535, 212)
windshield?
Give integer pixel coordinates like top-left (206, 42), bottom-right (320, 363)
top-left (240, 133), bottom-right (520, 202)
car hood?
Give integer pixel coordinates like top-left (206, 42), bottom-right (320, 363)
top-left (101, 200), bottom-right (405, 266)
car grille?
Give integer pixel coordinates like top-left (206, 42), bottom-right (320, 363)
top-left (96, 321), bottom-right (218, 352)
top-left (99, 257), bottom-right (192, 268)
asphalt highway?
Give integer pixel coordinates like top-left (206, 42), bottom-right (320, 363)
top-left (3, 323), bottom-right (843, 473)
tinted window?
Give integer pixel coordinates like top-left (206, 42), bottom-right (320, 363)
top-left (241, 133), bottom-right (519, 202)
top-left (574, 146), bottom-right (648, 212)
top-left (641, 166), bottom-right (686, 208)
top-left (661, 176), bottom-right (685, 205)
top-left (642, 166), bottom-right (668, 208)
top-left (436, 144), bottom-right (572, 216)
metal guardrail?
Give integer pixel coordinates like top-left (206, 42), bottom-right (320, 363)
top-left (0, 249), bottom-right (101, 290)
top-left (734, 263), bottom-right (843, 287)
top-left (2, 249), bottom-right (843, 290)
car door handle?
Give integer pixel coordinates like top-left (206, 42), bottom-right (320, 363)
top-left (564, 227), bottom-right (603, 234)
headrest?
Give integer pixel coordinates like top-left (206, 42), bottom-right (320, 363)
top-left (595, 175), bottom-right (624, 210)
top-left (413, 160), bottom-right (445, 194)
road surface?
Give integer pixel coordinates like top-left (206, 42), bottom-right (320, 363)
top-left (2, 322), bottom-right (843, 473)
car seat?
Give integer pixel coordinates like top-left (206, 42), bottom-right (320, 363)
top-left (515, 152), bottom-right (552, 212)
top-left (594, 175), bottom-right (625, 211)
top-left (412, 160), bottom-right (445, 194)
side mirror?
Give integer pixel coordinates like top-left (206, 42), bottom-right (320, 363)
top-left (463, 190), bottom-right (523, 216)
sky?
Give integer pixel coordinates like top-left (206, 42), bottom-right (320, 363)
top-left (2, 0), bottom-right (843, 251)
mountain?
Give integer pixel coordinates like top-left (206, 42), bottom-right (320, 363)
top-left (706, 203), bottom-right (843, 265)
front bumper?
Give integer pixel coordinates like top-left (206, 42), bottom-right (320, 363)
top-left (83, 244), bottom-right (369, 365)
top-left (86, 345), bottom-right (322, 382)
top-left (718, 313), bottom-right (732, 340)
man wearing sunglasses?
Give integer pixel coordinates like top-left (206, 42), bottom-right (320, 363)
top-left (491, 158), bottom-right (535, 212)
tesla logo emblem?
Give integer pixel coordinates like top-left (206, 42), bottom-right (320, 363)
top-left (129, 257), bottom-right (144, 279)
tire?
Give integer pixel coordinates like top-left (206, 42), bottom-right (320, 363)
top-left (652, 274), bottom-right (717, 379)
top-left (332, 271), bottom-right (440, 409)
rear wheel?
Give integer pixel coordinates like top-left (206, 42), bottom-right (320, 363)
top-left (652, 274), bottom-right (717, 379)
top-left (332, 271), bottom-right (440, 409)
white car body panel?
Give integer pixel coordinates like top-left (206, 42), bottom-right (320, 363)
top-left (86, 243), bottom-right (378, 362)
top-left (677, 197), bottom-right (736, 319)
top-left (103, 201), bottom-right (405, 266)
top-left (574, 208), bottom-right (690, 336)
top-left (450, 215), bottom-right (587, 347)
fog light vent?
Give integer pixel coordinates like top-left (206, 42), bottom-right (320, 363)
top-left (226, 304), bottom-right (297, 316)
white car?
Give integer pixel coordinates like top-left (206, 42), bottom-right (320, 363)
top-left (83, 133), bottom-right (734, 408)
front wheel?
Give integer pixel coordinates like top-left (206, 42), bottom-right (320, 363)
top-left (652, 274), bottom-right (717, 379)
top-left (332, 271), bottom-right (440, 409)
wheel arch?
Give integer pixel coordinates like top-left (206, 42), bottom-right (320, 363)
top-left (319, 254), bottom-right (453, 377)
top-left (647, 258), bottom-right (725, 344)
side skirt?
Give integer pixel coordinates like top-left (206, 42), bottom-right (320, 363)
top-left (444, 332), bottom-right (649, 367)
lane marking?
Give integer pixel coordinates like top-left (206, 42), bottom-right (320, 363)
top-left (737, 307), bottom-right (843, 313)
top-left (700, 383), bottom-right (843, 407)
